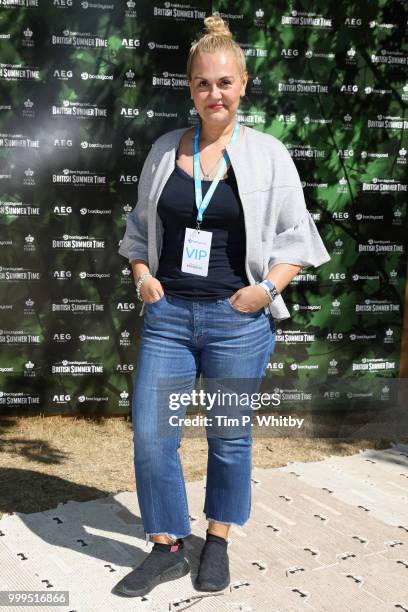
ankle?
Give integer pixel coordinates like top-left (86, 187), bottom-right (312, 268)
top-left (206, 528), bottom-right (228, 542)
top-left (151, 535), bottom-right (178, 545)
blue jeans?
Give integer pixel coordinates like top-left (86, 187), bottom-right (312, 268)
top-left (131, 293), bottom-right (276, 543)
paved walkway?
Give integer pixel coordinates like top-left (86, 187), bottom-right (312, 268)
top-left (1, 444), bottom-right (408, 611)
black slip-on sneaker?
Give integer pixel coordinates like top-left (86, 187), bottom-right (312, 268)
top-left (112, 540), bottom-right (190, 598)
top-left (194, 535), bottom-right (230, 592)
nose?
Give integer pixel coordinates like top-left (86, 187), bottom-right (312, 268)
top-left (208, 83), bottom-right (222, 99)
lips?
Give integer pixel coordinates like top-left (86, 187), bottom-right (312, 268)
top-left (208, 104), bottom-right (224, 109)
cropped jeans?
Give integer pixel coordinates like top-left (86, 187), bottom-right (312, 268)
top-left (131, 293), bottom-right (276, 544)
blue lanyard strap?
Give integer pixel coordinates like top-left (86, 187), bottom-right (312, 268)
top-left (193, 120), bottom-right (240, 226)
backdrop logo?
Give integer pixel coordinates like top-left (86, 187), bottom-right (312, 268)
top-left (275, 329), bottom-right (315, 344)
top-left (52, 100), bottom-right (107, 118)
top-left (278, 79), bottom-right (328, 94)
top-left (152, 72), bottom-right (188, 89)
top-left (120, 107), bottom-right (139, 117)
top-left (153, 5), bottom-right (206, 20)
top-left (52, 235), bottom-right (105, 249)
top-left (79, 334), bottom-right (109, 342)
top-left (0, 63), bottom-right (40, 80)
top-left (0, 330), bottom-right (40, 344)
top-left (53, 333), bottom-right (72, 342)
top-left (340, 83), bottom-right (358, 94)
top-left (352, 358), bottom-right (396, 371)
top-left (122, 38), bottom-right (140, 48)
top-left (119, 174), bottom-right (138, 184)
top-left (119, 390), bottom-right (130, 407)
top-left (22, 27), bottom-right (35, 47)
top-left (52, 169), bottom-right (107, 185)
top-left (124, 69), bottom-right (136, 87)
top-left (145, 109), bottom-right (178, 119)
top-left (125, 0), bottom-right (136, 18)
top-left (281, 48), bottom-right (299, 58)
top-left (344, 17), bottom-right (362, 27)
top-left (0, 201), bottom-right (39, 216)
top-left (119, 330), bottom-right (131, 346)
top-left (77, 395), bottom-right (109, 402)
top-left (80, 140), bottom-right (112, 150)
top-left (0, 392), bottom-right (40, 405)
top-left (51, 298), bottom-right (104, 313)
top-left (24, 234), bottom-right (36, 252)
top-left (53, 69), bottom-right (73, 80)
top-left (53, 0), bottom-right (73, 6)
top-left (116, 364), bottom-right (134, 372)
top-left (0, 267), bottom-right (40, 281)
top-left (52, 360), bottom-right (104, 374)
top-left (0, 134), bottom-right (39, 149)
top-left (117, 302), bottom-right (136, 311)
top-left (147, 41), bottom-right (179, 50)
top-left (1, 0), bottom-right (38, 5)
top-left (54, 139), bottom-right (73, 149)
top-left (81, 1), bottom-right (114, 9)
top-left (52, 30), bottom-right (108, 48)
top-left (368, 115), bottom-right (408, 129)
top-left (81, 71), bottom-right (113, 80)
top-left (53, 205), bottom-right (73, 214)
top-left (281, 11), bottom-right (332, 28)
top-left (53, 270), bottom-right (72, 279)
top-left (53, 394), bottom-right (71, 403)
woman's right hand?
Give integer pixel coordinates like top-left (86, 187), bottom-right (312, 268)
top-left (140, 276), bottom-right (165, 304)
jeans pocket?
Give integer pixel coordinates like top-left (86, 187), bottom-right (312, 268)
top-left (226, 297), bottom-right (262, 317)
top-left (147, 294), bottom-right (166, 307)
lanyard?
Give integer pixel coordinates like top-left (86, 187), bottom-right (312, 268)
top-left (193, 120), bottom-right (240, 231)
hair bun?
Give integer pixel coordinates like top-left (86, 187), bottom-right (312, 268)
top-left (203, 15), bottom-right (232, 39)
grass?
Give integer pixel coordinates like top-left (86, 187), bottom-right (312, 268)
top-left (0, 415), bottom-right (403, 520)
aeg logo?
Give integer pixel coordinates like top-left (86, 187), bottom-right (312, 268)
top-left (52, 394), bottom-right (71, 403)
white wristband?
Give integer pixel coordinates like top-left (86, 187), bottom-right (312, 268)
top-left (136, 272), bottom-right (152, 302)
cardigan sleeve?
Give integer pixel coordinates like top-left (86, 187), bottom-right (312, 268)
top-left (267, 147), bottom-right (331, 270)
top-left (118, 143), bottom-right (157, 264)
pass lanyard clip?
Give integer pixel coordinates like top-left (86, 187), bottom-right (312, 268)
top-left (193, 120), bottom-right (240, 232)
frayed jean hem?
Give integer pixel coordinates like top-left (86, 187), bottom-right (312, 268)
top-left (205, 514), bottom-right (248, 529)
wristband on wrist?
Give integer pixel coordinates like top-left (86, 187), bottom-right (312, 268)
top-left (257, 279), bottom-right (279, 303)
top-left (136, 272), bottom-right (153, 302)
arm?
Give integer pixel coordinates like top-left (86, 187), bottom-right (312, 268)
top-left (230, 142), bottom-right (330, 313)
top-left (117, 142), bottom-right (164, 303)
top-left (130, 259), bottom-right (164, 303)
top-left (118, 142), bottom-right (156, 265)
top-left (229, 263), bottom-right (302, 313)
top-left (265, 263), bottom-right (302, 293)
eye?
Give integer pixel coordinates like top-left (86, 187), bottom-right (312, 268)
top-left (221, 80), bottom-right (232, 86)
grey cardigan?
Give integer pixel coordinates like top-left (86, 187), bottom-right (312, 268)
top-left (118, 125), bottom-right (331, 320)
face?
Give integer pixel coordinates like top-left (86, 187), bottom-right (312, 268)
top-left (189, 50), bottom-right (248, 126)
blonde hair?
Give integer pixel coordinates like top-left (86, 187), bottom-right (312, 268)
top-left (187, 14), bottom-right (246, 82)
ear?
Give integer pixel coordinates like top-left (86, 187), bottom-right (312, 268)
top-left (241, 71), bottom-right (248, 96)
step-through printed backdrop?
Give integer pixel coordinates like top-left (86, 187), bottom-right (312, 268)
top-left (0, 1), bottom-right (406, 416)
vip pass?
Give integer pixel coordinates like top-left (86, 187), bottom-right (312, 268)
top-left (181, 120), bottom-right (241, 277)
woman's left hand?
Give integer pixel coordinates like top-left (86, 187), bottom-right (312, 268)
top-left (228, 285), bottom-right (271, 313)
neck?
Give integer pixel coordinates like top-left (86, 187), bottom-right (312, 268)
top-left (199, 117), bottom-right (238, 145)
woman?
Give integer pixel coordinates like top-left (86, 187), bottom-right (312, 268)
top-left (113, 15), bottom-right (331, 598)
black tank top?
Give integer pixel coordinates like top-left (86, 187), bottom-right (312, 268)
top-left (155, 161), bottom-right (249, 300)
